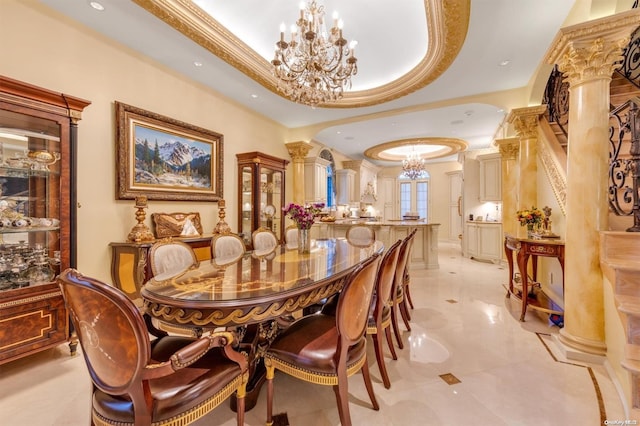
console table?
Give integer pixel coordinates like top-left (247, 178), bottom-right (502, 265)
top-left (504, 234), bottom-right (565, 321)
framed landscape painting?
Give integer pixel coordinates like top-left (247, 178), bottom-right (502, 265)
top-left (115, 102), bottom-right (223, 201)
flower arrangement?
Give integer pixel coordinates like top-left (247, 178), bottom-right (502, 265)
top-left (283, 202), bottom-right (325, 230)
top-left (516, 206), bottom-right (544, 227)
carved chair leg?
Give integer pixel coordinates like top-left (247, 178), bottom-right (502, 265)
top-left (265, 364), bottom-right (275, 425)
top-left (371, 332), bottom-right (391, 389)
top-left (384, 326), bottom-right (398, 360)
top-left (361, 357), bottom-right (380, 410)
top-left (399, 297), bottom-right (412, 331)
top-left (391, 302), bottom-right (404, 349)
top-left (333, 375), bottom-right (352, 426)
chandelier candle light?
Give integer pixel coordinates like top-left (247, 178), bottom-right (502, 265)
top-left (272, 0), bottom-right (358, 106)
top-left (402, 148), bottom-right (426, 180)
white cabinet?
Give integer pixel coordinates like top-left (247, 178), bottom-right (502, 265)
top-left (464, 222), bottom-right (502, 263)
top-left (304, 157), bottom-right (330, 204)
top-left (335, 168), bottom-right (356, 204)
top-left (478, 153), bottom-right (501, 201)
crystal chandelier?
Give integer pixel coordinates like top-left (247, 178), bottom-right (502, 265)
top-left (402, 148), bottom-right (426, 180)
top-left (271, 0), bottom-right (358, 107)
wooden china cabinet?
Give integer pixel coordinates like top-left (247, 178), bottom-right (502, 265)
top-left (0, 76), bottom-right (90, 364)
top-left (236, 152), bottom-right (288, 249)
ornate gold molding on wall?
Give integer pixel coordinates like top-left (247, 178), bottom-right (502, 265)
top-left (364, 137), bottom-right (468, 161)
top-left (132, 0), bottom-right (470, 108)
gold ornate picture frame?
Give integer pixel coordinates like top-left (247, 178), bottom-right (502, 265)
top-left (115, 101), bottom-right (223, 201)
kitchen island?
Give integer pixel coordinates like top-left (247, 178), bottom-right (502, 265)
top-left (312, 219), bottom-right (440, 269)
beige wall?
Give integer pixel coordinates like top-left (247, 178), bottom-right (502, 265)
top-left (377, 160), bottom-right (460, 239)
top-left (1, 1), bottom-right (290, 281)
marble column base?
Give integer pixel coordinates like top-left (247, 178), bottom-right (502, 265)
top-left (557, 327), bottom-right (607, 360)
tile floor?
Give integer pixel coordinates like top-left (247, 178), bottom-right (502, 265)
top-left (0, 242), bottom-right (632, 425)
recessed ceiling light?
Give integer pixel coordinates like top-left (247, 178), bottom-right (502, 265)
top-left (250, 94), bottom-right (258, 99)
top-left (89, 1), bottom-right (105, 11)
top-left (499, 60), bottom-right (510, 67)
top-left (193, 61), bottom-right (203, 67)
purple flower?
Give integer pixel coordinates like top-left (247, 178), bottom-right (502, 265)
top-left (283, 203), bottom-right (324, 230)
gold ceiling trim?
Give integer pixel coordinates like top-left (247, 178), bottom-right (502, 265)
top-left (364, 138), bottom-right (468, 161)
top-left (132, 0), bottom-right (470, 108)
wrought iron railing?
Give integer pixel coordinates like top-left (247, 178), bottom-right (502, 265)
top-left (616, 26), bottom-right (640, 89)
top-left (609, 98), bottom-right (640, 232)
top-left (542, 65), bottom-right (570, 138)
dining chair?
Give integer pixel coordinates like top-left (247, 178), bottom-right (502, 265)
top-left (148, 239), bottom-right (197, 278)
top-left (284, 224), bottom-right (298, 249)
top-left (366, 238), bottom-right (402, 389)
top-left (211, 232), bottom-right (246, 264)
top-left (57, 268), bottom-right (248, 426)
top-left (264, 253), bottom-right (382, 426)
top-left (346, 224), bottom-right (376, 247)
top-left (252, 227), bottom-right (278, 253)
top-left (390, 230), bottom-right (415, 350)
top-left (402, 228), bottom-right (418, 311)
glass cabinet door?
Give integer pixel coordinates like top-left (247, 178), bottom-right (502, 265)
top-left (236, 152), bottom-right (289, 250)
top-left (240, 166), bottom-right (253, 246)
top-left (0, 110), bottom-right (62, 290)
top-left (259, 167), bottom-right (282, 240)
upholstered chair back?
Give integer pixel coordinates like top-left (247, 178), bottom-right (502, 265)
top-left (211, 233), bottom-right (246, 264)
top-left (346, 225), bottom-right (376, 247)
top-left (149, 240), bottom-right (197, 278)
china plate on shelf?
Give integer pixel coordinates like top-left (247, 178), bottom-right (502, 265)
top-left (264, 205), bottom-right (276, 217)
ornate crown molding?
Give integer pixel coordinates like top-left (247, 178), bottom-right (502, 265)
top-left (546, 9), bottom-right (640, 85)
top-left (507, 105), bottom-right (547, 139)
top-left (132, 0), bottom-right (470, 108)
top-left (285, 141), bottom-right (312, 161)
top-left (364, 137), bottom-right (468, 161)
top-left (495, 137), bottom-right (519, 161)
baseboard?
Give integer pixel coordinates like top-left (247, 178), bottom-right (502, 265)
top-left (604, 359), bottom-right (631, 420)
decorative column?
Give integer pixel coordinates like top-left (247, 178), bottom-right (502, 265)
top-left (495, 138), bottom-right (519, 239)
top-left (546, 10), bottom-right (638, 356)
top-left (508, 105), bottom-right (547, 238)
top-left (285, 141), bottom-right (312, 205)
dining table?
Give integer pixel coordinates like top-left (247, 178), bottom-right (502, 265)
top-left (141, 237), bottom-right (384, 410)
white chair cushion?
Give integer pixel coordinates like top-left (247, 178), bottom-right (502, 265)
top-left (213, 235), bottom-right (245, 264)
top-left (152, 244), bottom-right (195, 276)
top-left (253, 231), bottom-right (278, 251)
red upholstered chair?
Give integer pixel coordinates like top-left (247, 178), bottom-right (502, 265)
top-left (264, 253), bottom-right (382, 426)
top-left (58, 268), bottom-right (248, 426)
top-left (366, 238), bottom-right (402, 389)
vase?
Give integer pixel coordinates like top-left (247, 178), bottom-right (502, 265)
top-left (526, 224), bottom-right (534, 238)
top-left (298, 227), bottom-right (311, 254)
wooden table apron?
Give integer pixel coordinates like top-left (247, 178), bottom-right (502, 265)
top-left (141, 238), bottom-right (384, 329)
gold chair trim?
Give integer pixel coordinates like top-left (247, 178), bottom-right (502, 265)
top-left (264, 352), bottom-right (366, 386)
top-left (91, 373), bottom-right (246, 426)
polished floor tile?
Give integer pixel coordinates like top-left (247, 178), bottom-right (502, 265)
top-left (0, 242), bottom-right (631, 425)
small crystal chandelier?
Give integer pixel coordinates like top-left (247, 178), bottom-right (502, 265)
top-left (271, 0), bottom-right (358, 107)
top-left (402, 148), bottom-right (426, 180)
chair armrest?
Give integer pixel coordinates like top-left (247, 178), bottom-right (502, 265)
top-left (143, 330), bottom-right (247, 379)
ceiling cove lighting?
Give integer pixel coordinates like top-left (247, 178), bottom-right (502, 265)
top-left (402, 147), bottom-right (426, 180)
top-left (271, 0), bottom-right (358, 107)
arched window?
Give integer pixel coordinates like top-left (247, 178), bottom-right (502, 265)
top-left (319, 149), bottom-right (336, 207)
top-left (398, 171), bottom-right (430, 220)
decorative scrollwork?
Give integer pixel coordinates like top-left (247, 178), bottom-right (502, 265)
top-left (616, 26), bottom-right (640, 88)
top-left (542, 65), bottom-right (570, 138)
top-left (609, 99), bottom-right (640, 232)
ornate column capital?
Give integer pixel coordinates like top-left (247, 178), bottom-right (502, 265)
top-left (285, 141), bottom-right (312, 161)
top-left (546, 9), bottom-right (639, 85)
top-left (495, 137), bottom-right (520, 161)
top-left (507, 105), bottom-right (547, 139)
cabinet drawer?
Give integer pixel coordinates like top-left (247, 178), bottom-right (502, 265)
top-left (0, 289), bottom-right (68, 364)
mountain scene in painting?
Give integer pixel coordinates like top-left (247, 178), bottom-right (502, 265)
top-left (133, 124), bottom-right (212, 190)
